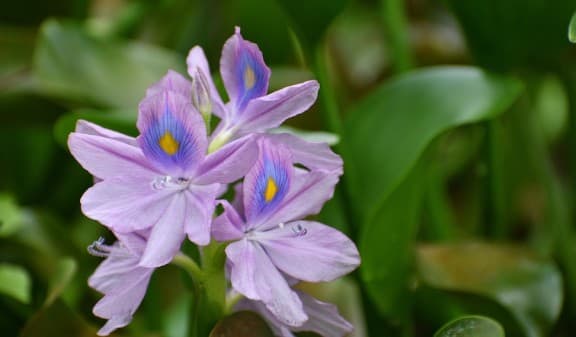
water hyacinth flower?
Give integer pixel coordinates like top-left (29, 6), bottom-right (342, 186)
top-left (236, 291), bottom-right (353, 337)
top-left (87, 232), bottom-right (154, 336)
top-left (212, 138), bottom-right (360, 326)
top-left (186, 27), bottom-right (320, 149)
top-left (68, 84), bottom-right (258, 268)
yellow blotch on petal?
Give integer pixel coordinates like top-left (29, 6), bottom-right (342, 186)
top-left (244, 66), bottom-right (256, 90)
top-left (159, 132), bottom-right (179, 155)
top-left (264, 177), bottom-right (278, 202)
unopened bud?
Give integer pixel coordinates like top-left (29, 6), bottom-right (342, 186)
top-left (191, 67), bottom-right (212, 127)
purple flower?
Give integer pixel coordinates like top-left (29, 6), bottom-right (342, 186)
top-left (186, 27), bottom-right (320, 148)
top-left (236, 291), bottom-right (353, 337)
top-left (87, 232), bottom-right (153, 336)
top-left (212, 138), bottom-right (360, 326)
top-left (68, 82), bottom-right (258, 268)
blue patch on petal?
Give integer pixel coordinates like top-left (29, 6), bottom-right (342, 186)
top-left (141, 105), bottom-right (197, 172)
top-left (235, 50), bottom-right (268, 112)
top-left (252, 154), bottom-right (290, 216)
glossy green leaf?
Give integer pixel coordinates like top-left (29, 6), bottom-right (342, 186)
top-left (434, 315), bottom-right (505, 337)
top-left (34, 19), bottom-right (184, 108)
top-left (53, 109), bottom-right (137, 147)
top-left (569, 11), bottom-right (576, 43)
top-left (359, 165), bottom-right (422, 328)
top-left (0, 194), bottom-right (23, 237)
top-left (274, 0), bottom-right (349, 48)
top-left (346, 67), bottom-right (522, 329)
top-left (209, 311), bottom-right (274, 337)
top-left (418, 243), bottom-right (562, 337)
top-left (0, 264), bottom-right (30, 303)
top-left (343, 66), bottom-right (522, 220)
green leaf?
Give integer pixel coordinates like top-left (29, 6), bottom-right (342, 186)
top-left (343, 66), bottom-right (522, 220)
top-left (34, 19), bottom-right (185, 108)
top-left (53, 109), bottom-right (137, 147)
top-left (359, 165), bottom-right (422, 328)
top-left (44, 258), bottom-right (77, 307)
top-left (569, 11), bottom-right (576, 43)
top-left (20, 300), bottom-right (106, 337)
top-left (345, 66), bottom-right (522, 329)
top-left (418, 243), bottom-right (562, 337)
top-left (0, 194), bottom-right (23, 237)
top-left (434, 315), bottom-right (505, 337)
top-left (274, 0), bottom-right (349, 48)
top-left (209, 311), bottom-right (274, 337)
top-left (0, 264), bottom-right (30, 303)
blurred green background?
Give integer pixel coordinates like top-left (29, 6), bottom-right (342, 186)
top-left (1, 0), bottom-right (576, 336)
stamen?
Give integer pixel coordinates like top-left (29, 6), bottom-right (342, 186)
top-left (292, 223), bottom-right (307, 237)
top-left (151, 176), bottom-right (191, 190)
top-left (87, 237), bottom-right (112, 257)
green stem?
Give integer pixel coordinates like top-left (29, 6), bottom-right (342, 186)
top-left (524, 80), bottom-right (576, 316)
top-left (380, 0), bottom-right (413, 73)
top-left (172, 253), bottom-right (203, 280)
top-left (483, 119), bottom-right (508, 239)
top-left (424, 162), bottom-right (455, 241)
top-left (171, 254), bottom-right (203, 337)
top-left (313, 45), bottom-right (342, 134)
top-left (560, 70), bottom-right (576, 225)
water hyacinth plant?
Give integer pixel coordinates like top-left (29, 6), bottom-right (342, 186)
top-left (68, 28), bottom-right (360, 336)
top-left (4, 1), bottom-right (576, 337)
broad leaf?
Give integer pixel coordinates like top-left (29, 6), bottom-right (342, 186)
top-left (34, 19), bottom-right (184, 108)
top-left (345, 67), bottom-right (522, 328)
top-left (434, 315), bottom-right (505, 337)
top-left (0, 264), bottom-right (30, 303)
top-left (0, 194), bottom-right (23, 237)
top-left (418, 243), bottom-right (562, 337)
top-left (343, 66), bottom-right (522, 220)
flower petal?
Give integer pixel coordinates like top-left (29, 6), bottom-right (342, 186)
top-left (183, 184), bottom-right (220, 246)
top-left (194, 135), bottom-right (258, 184)
top-left (235, 80), bottom-right (319, 137)
top-left (243, 139), bottom-right (293, 226)
top-left (139, 193), bottom-right (187, 267)
top-left (75, 120), bottom-right (137, 147)
top-left (88, 243), bottom-right (154, 336)
top-left (220, 27), bottom-right (270, 113)
top-left (212, 200), bottom-right (246, 241)
top-left (226, 239), bottom-right (308, 326)
top-left (80, 175), bottom-right (175, 233)
top-left (186, 46), bottom-right (227, 118)
top-left (145, 70), bottom-right (192, 99)
top-left (68, 129), bottom-right (158, 181)
top-left (137, 91), bottom-right (207, 175)
top-left (264, 132), bottom-right (343, 174)
top-left (258, 169), bottom-right (339, 230)
top-left (235, 299), bottom-right (295, 337)
top-left (236, 291), bottom-right (353, 337)
top-left (292, 291), bottom-right (353, 337)
top-left (258, 221), bottom-right (360, 282)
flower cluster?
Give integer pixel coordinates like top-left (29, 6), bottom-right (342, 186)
top-left (69, 27), bottom-right (360, 337)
